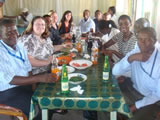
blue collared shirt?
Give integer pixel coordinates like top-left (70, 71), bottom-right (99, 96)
top-left (0, 40), bottom-right (32, 91)
top-left (79, 17), bottom-right (95, 33)
top-left (112, 46), bottom-right (160, 109)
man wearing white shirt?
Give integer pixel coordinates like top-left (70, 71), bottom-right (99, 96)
top-left (19, 8), bottom-right (33, 26)
top-left (112, 27), bottom-right (160, 120)
top-left (79, 9), bottom-right (95, 33)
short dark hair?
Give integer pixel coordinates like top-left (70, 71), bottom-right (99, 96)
top-left (98, 20), bottom-right (117, 30)
top-left (95, 10), bottom-right (101, 16)
top-left (0, 19), bottom-right (16, 38)
top-left (83, 9), bottom-right (90, 17)
top-left (139, 27), bottom-right (157, 41)
top-left (43, 14), bottom-right (50, 18)
top-left (118, 15), bottom-right (131, 24)
top-left (108, 6), bottom-right (116, 14)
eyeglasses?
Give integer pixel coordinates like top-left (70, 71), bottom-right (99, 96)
top-left (34, 23), bottom-right (45, 27)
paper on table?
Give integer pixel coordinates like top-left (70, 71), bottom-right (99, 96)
top-left (70, 85), bottom-right (84, 94)
top-left (70, 48), bottom-right (78, 52)
top-left (83, 54), bottom-right (90, 59)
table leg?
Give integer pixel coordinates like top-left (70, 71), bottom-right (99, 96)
top-left (42, 109), bottom-right (48, 120)
top-left (110, 111), bottom-right (117, 120)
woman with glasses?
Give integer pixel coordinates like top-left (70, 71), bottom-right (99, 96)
top-left (19, 16), bottom-right (72, 75)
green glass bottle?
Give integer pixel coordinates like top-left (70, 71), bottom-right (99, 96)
top-left (61, 64), bottom-right (69, 94)
top-left (103, 56), bottom-right (110, 81)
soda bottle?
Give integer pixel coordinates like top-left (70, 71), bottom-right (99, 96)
top-left (76, 39), bottom-right (82, 53)
top-left (91, 41), bottom-right (98, 65)
top-left (61, 64), bottom-right (69, 94)
top-left (72, 34), bottom-right (76, 43)
top-left (51, 57), bottom-right (60, 80)
top-left (103, 56), bottom-right (110, 81)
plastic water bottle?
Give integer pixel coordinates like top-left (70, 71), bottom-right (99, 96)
top-left (91, 41), bottom-right (98, 65)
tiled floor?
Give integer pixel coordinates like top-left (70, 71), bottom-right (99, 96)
top-left (52, 110), bottom-right (84, 120)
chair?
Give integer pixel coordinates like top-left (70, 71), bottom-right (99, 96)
top-left (0, 104), bottom-right (27, 120)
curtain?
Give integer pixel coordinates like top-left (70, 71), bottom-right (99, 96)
top-left (2, 0), bottom-right (116, 25)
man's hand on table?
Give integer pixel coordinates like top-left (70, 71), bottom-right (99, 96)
top-left (117, 76), bottom-right (126, 83)
top-left (130, 104), bottom-right (137, 113)
top-left (39, 73), bottom-right (59, 83)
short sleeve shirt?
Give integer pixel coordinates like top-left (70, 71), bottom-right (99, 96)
top-left (0, 40), bottom-right (32, 91)
top-left (18, 34), bottom-right (54, 74)
top-left (112, 32), bottom-right (137, 56)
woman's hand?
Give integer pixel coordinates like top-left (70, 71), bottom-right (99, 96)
top-left (63, 42), bottom-right (73, 48)
top-left (47, 56), bottom-right (53, 64)
top-left (64, 33), bottom-right (72, 39)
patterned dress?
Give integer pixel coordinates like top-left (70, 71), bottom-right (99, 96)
top-left (112, 32), bottom-right (137, 56)
top-left (18, 34), bottom-right (54, 75)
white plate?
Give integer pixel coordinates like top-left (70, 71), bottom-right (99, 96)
top-left (69, 59), bottom-right (92, 70)
top-left (68, 73), bottom-right (87, 84)
top-left (58, 66), bottom-right (75, 73)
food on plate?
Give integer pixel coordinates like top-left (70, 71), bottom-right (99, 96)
top-left (68, 52), bottom-right (76, 58)
top-left (81, 63), bottom-right (87, 67)
top-left (72, 62), bottom-right (88, 67)
top-left (57, 56), bottom-right (72, 65)
top-left (69, 76), bottom-right (83, 82)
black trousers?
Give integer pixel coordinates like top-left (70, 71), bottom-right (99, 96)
top-left (119, 78), bottom-right (160, 120)
top-left (0, 85), bottom-right (33, 118)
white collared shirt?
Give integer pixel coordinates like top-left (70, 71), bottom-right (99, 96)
top-left (112, 46), bottom-right (160, 109)
top-left (79, 17), bottom-right (95, 33)
top-left (0, 40), bottom-right (32, 91)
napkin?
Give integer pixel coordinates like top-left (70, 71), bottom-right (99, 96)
top-left (70, 85), bottom-right (84, 94)
top-left (70, 48), bottom-right (78, 52)
top-left (83, 54), bottom-right (90, 59)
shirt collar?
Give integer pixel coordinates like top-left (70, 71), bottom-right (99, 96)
top-left (0, 40), bottom-right (19, 52)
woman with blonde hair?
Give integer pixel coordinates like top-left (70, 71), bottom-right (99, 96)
top-left (50, 11), bottom-right (64, 45)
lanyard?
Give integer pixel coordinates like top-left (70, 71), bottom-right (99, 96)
top-left (0, 41), bottom-right (25, 62)
top-left (140, 49), bottom-right (158, 78)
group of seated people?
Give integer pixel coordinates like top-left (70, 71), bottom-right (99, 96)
top-left (0, 5), bottom-right (160, 120)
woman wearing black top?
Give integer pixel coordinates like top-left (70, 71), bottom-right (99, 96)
top-left (58, 10), bottom-right (73, 39)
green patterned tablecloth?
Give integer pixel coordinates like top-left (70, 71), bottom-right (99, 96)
top-left (29, 55), bottom-right (132, 120)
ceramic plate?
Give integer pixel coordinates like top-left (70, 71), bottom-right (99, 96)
top-left (69, 59), bottom-right (92, 70)
top-left (58, 66), bottom-right (75, 73)
top-left (68, 73), bottom-right (87, 84)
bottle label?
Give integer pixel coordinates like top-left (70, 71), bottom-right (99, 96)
top-left (61, 82), bottom-right (69, 91)
top-left (103, 72), bottom-right (109, 80)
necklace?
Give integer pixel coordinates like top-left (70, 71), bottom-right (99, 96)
top-left (140, 49), bottom-right (158, 78)
top-left (0, 41), bottom-right (25, 62)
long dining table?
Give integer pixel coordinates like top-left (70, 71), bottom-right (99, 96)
top-left (29, 52), bottom-right (132, 120)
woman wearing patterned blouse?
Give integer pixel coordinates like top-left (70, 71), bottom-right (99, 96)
top-left (19, 16), bottom-right (72, 75)
top-left (102, 15), bottom-right (137, 60)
